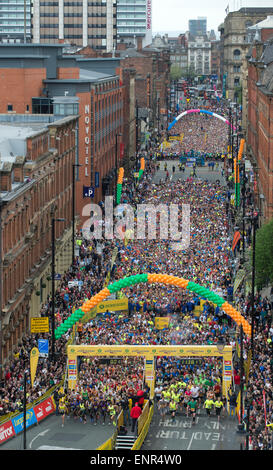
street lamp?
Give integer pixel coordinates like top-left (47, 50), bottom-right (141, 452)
top-left (239, 158), bottom-right (246, 261)
top-left (72, 163), bottom-right (82, 265)
top-left (250, 210), bottom-right (259, 356)
top-left (245, 396), bottom-right (251, 450)
top-left (115, 133), bottom-right (122, 205)
top-left (237, 324), bottom-right (245, 434)
top-left (51, 217), bottom-right (65, 361)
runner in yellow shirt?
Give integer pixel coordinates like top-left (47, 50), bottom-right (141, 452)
top-left (59, 399), bottom-right (67, 427)
top-left (203, 398), bottom-right (214, 416)
top-left (214, 396), bottom-right (224, 422)
top-left (169, 399), bottom-right (177, 421)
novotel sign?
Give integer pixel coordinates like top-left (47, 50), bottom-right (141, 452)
top-left (147, 0), bottom-right (152, 30)
top-left (84, 104), bottom-right (90, 157)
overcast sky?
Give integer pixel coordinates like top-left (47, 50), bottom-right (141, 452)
top-left (152, 0), bottom-right (273, 34)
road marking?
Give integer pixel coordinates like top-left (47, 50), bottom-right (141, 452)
top-left (37, 445), bottom-right (80, 450)
top-left (187, 432), bottom-right (195, 450)
top-left (29, 428), bottom-right (50, 449)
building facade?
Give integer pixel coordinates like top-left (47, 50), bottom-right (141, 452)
top-left (188, 17), bottom-right (207, 37)
top-left (221, 7), bottom-right (273, 105)
top-left (116, 0), bottom-right (152, 48)
top-left (247, 38), bottom-right (273, 222)
top-left (32, 0), bottom-right (117, 52)
top-left (187, 34), bottom-right (211, 76)
top-left (211, 40), bottom-right (221, 79)
top-left (0, 44), bottom-right (125, 224)
top-left (0, 0), bottom-right (32, 43)
top-left (0, 113), bottom-right (78, 365)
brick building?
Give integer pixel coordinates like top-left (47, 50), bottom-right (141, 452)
top-left (247, 38), bottom-right (273, 222)
top-left (0, 44), bottom-right (125, 226)
top-left (116, 39), bottom-right (171, 137)
top-left (211, 40), bottom-right (221, 78)
top-left (0, 113), bottom-right (78, 366)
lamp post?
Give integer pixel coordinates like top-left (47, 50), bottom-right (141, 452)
top-left (72, 163), bottom-right (82, 265)
top-left (136, 100), bottom-right (139, 154)
top-left (237, 324), bottom-right (245, 434)
top-left (115, 133), bottom-right (122, 206)
top-left (51, 217), bottom-right (65, 361)
top-left (250, 210), bottom-right (258, 356)
top-left (245, 397), bottom-right (251, 450)
top-left (23, 370), bottom-right (27, 449)
top-left (241, 158), bottom-right (246, 262)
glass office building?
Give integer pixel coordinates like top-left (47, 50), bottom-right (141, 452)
top-left (117, 0), bottom-right (152, 47)
top-left (0, 0), bottom-right (32, 43)
top-left (188, 17), bottom-right (207, 37)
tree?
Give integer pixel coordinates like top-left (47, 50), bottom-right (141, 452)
top-left (255, 218), bottom-right (273, 290)
top-left (170, 64), bottom-right (183, 81)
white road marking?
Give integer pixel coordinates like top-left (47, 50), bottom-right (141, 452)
top-left (187, 432), bottom-right (195, 450)
top-left (29, 428), bottom-right (50, 449)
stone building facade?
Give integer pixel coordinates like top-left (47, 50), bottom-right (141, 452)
top-left (221, 7), bottom-right (273, 112)
top-left (0, 114), bottom-right (78, 365)
top-left (247, 39), bottom-right (273, 222)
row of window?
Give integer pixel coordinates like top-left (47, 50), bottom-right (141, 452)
top-left (40, 34), bottom-right (108, 41)
top-left (40, 24), bottom-right (107, 28)
top-left (40, 12), bottom-right (107, 16)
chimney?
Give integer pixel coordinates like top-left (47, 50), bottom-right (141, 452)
top-left (117, 42), bottom-right (127, 51)
top-left (0, 162), bottom-right (13, 191)
top-left (137, 37), bottom-right (143, 51)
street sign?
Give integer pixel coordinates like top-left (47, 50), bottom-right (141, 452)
top-left (38, 339), bottom-right (49, 357)
top-left (31, 317), bottom-right (49, 333)
top-left (83, 186), bottom-right (95, 198)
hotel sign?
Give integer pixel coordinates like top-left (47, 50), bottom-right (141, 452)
top-left (147, 0), bottom-right (152, 30)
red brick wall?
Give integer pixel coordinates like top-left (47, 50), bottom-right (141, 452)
top-left (57, 67), bottom-right (80, 79)
top-left (261, 28), bottom-right (273, 42)
top-left (1, 117), bottom-right (77, 362)
top-left (0, 68), bottom-right (46, 113)
top-left (247, 57), bottom-right (273, 221)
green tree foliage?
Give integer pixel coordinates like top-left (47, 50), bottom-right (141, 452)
top-left (170, 64), bottom-right (183, 81)
top-left (255, 218), bottom-right (273, 290)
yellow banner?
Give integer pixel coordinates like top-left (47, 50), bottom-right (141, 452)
top-left (155, 317), bottom-right (169, 330)
top-left (67, 344), bottom-right (233, 398)
top-left (96, 298), bottom-right (128, 314)
top-left (233, 269), bottom-right (246, 293)
top-left (30, 347), bottom-right (39, 387)
top-left (31, 317), bottom-right (49, 333)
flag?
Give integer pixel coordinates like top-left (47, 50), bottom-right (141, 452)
top-left (30, 347), bottom-right (39, 387)
top-left (232, 231), bottom-right (241, 252)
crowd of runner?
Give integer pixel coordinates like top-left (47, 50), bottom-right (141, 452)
top-left (0, 100), bottom-right (273, 450)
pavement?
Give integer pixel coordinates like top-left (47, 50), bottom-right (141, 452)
top-left (0, 413), bottom-right (115, 450)
top-left (152, 160), bottom-right (226, 185)
top-left (142, 405), bottom-right (245, 451)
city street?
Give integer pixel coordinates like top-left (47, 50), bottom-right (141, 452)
top-left (1, 2), bottom-right (273, 455)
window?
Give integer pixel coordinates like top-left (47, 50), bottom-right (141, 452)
top-left (7, 104), bottom-right (13, 111)
top-left (32, 98), bottom-right (53, 114)
top-left (233, 49), bottom-right (241, 60)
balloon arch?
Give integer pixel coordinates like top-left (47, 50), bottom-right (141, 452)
top-left (54, 273), bottom-right (251, 339)
top-left (168, 109), bottom-right (236, 132)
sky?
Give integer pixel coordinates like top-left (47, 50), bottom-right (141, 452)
top-left (152, 0), bottom-right (273, 34)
